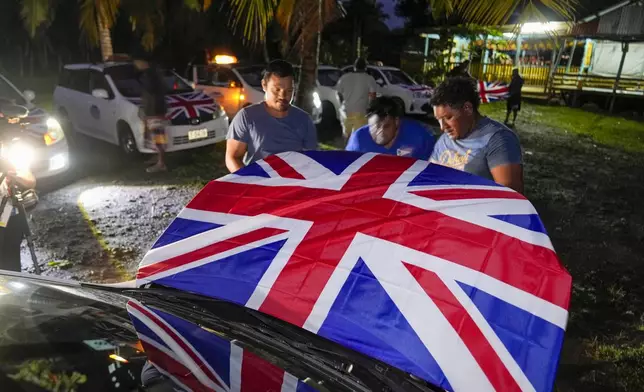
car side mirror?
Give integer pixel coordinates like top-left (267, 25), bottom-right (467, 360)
top-left (23, 90), bottom-right (36, 102)
top-left (376, 78), bottom-right (385, 86)
top-left (92, 89), bottom-right (110, 99)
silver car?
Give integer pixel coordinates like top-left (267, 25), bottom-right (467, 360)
top-left (0, 73), bottom-right (70, 181)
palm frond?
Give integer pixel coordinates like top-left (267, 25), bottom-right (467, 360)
top-left (433, 0), bottom-right (577, 27)
top-left (20, 0), bottom-right (51, 38)
top-left (127, 0), bottom-right (164, 51)
top-left (227, 0), bottom-right (276, 45)
top-left (78, 0), bottom-right (121, 46)
top-left (279, 0), bottom-right (341, 57)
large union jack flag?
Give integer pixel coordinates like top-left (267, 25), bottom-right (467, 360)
top-left (127, 299), bottom-right (316, 391)
top-left (477, 80), bottom-right (510, 103)
top-left (136, 151), bottom-right (572, 392)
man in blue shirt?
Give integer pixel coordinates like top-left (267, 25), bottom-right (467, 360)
top-left (345, 96), bottom-right (435, 159)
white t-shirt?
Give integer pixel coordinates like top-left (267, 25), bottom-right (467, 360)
top-left (336, 72), bottom-right (378, 115)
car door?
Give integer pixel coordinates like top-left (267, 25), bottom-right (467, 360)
top-left (366, 67), bottom-right (387, 97)
top-left (63, 69), bottom-right (91, 136)
top-left (86, 70), bottom-right (119, 144)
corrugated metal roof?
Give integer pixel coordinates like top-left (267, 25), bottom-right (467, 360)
top-left (598, 4), bottom-right (644, 35)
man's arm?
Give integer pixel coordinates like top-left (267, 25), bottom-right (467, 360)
top-left (490, 164), bottom-right (524, 194)
top-left (225, 139), bottom-right (248, 173)
top-left (225, 109), bottom-right (250, 173)
top-left (368, 75), bottom-right (378, 100)
top-left (487, 131), bottom-right (524, 193)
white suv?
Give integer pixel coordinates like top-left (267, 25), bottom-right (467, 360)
top-left (53, 62), bottom-right (228, 156)
top-left (341, 65), bottom-right (433, 116)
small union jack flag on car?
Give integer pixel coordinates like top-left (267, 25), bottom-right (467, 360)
top-left (477, 80), bottom-right (510, 103)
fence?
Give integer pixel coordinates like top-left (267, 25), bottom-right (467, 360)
top-left (439, 62), bottom-right (582, 88)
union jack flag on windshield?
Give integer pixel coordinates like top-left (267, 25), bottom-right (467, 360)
top-left (127, 300), bottom-right (316, 391)
top-left (478, 80), bottom-right (510, 103)
top-left (136, 151), bottom-right (571, 392)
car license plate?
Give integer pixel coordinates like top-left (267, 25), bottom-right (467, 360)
top-left (188, 128), bottom-right (208, 140)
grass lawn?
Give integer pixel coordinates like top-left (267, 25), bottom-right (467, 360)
top-left (480, 101), bottom-right (644, 392)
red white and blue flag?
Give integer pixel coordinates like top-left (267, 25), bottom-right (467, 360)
top-left (129, 91), bottom-right (219, 121)
top-left (127, 299), bottom-right (316, 391)
top-left (478, 80), bottom-right (510, 103)
top-left (136, 151), bottom-right (572, 392)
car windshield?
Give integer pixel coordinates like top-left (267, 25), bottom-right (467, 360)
top-left (381, 69), bottom-right (416, 85)
top-left (0, 76), bottom-right (26, 105)
top-left (236, 66), bottom-right (264, 89)
top-left (318, 69), bottom-right (342, 87)
top-left (105, 64), bottom-right (193, 98)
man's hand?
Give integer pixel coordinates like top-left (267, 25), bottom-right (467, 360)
top-left (225, 139), bottom-right (248, 173)
top-left (490, 163), bottom-right (524, 194)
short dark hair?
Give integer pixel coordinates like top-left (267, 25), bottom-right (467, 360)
top-left (367, 96), bottom-right (403, 119)
top-left (354, 57), bottom-right (367, 71)
top-left (263, 60), bottom-right (295, 81)
top-left (430, 76), bottom-right (480, 110)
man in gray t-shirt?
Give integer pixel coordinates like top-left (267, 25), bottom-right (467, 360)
top-left (336, 58), bottom-right (378, 138)
top-left (225, 60), bottom-right (317, 172)
top-left (430, 77), bottom-right (524, 193)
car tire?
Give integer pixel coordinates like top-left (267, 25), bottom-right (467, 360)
top-left (118, 124), bottom-right (139, 158)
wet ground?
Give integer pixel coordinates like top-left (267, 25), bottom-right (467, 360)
top-left (21, 132), bottom-right (230, 282)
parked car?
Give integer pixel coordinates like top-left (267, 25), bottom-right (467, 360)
top-left (53, 62), bottom-right (228, 156)
top-left (0, 272), bottom-right (442, 391)
top-left (190, 63), bottom-right (322, 123)
top-left (341, 65), bottom-right (433, 116)
top-left (0, 73), bottom-right (69, 180)
top-left (309, 65), bottom-right (343, 128)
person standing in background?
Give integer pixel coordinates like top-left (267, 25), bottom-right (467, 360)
top-left (335, 58), bottom-right (378, 140)
top-left (505, 68), bottom-right (524, 126)
top-left (133, 52), bottom-right (168, 173)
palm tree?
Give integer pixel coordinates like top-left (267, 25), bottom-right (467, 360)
top-left (227, 0), bottom-right (341, 114)
top-left (20, 0), bottom-right (213, 61)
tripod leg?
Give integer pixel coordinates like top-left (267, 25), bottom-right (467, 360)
top-left (13, 198), bottom-right (40, 275)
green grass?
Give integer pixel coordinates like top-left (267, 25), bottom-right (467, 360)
top-left (480, 101), bottom-right (644, 153)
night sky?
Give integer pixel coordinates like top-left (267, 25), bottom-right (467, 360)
top-left (379, 0), bottom-right (405, 29)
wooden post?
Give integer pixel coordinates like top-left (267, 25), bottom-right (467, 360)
top-left (609, 42), bottom-right (629, 113)
top-left (546, 39), bottom-right (565, 93)
top-left (566, 40), bottom-right (577, 72)
top-left (481, 34), bottom-right (489, 79)
top-left (515, 35), bottom-right (522, 68)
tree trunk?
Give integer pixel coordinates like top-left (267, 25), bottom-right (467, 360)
top-left (295, 4), bottom-right (320, 116)
top-left (98, 16), bottom-right (114, 61)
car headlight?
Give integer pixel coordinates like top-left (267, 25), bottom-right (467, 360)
top-left (2, 141), bottom-right (35, 171)
top-left (44, 117), bottom-right (65, 146)
top-left (313, 92), bottom-right (322, 109)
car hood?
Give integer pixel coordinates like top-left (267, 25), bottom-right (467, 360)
top-left (0, 273), bottom-right (431, 392)
top-left (395, 84), bottom-right (433, 97)
top-left (18, 107), bottom-right (49, 136)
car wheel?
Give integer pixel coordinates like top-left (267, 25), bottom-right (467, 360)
top-left (118, 125), bottom-right (139, 157)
